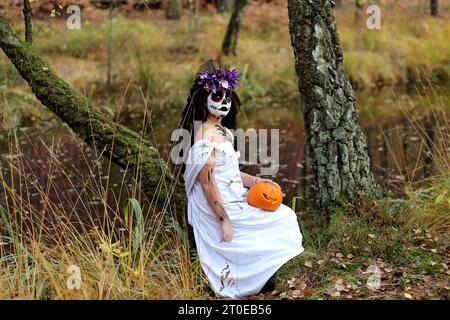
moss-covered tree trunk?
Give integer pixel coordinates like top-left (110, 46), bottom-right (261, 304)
top-left (430, 0), bottom-right (439, 17)
top-left (0, 17), bottom-right (185, 216)
top-left (222, 0), bottom-right (248, 56)
top-left (287, 0), bottom-right (377, 216)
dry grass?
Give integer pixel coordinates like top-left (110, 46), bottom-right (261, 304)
top-left (402, 87), bottom-right (450, 233)
top-left (0, 122), bottom-right (211, 300)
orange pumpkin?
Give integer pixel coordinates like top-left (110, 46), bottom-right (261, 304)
top-left (247, 181), bottom-right (283, 212)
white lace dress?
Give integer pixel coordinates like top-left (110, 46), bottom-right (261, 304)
top-left (183, 138), bottom-right (304, 299)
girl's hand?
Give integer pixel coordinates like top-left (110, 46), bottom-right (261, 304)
top-left (254, 177), bottom-right (281, 189)
top-left (220, 220), bottom-right (233, 242)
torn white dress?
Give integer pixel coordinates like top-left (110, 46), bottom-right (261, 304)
top-left (183, 138), bottom-right (304, 299)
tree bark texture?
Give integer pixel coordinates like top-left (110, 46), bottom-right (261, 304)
top-left (287, 0), bottom-right (377, 215)
top-left (22, 0), bottom-right (32, 43)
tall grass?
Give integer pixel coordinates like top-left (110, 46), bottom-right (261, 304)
top-left (0, 116), bottom-right (211, 299)
top-left (401, 83), bottom-right (450, 233)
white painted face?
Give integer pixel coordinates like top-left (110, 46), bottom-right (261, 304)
top-left (207, 90), bottom-right (232, 117)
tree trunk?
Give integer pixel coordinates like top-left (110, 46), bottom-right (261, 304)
top-left (107, 2), bottom-right (113, 90)
top-left (22, 0), bottom-right (32, 43)
top-left (194, 0), bottom-right (200, 34)
top-left (217, 0), bottom-right (236, 12)
top-left (222, 0), bottom-right (248, 56)
top-left (287, 0), bottom-right (377, 216)
top-left (0, 17), bottom-right (186, 216)
top-left (167, 0), bottom-right (182, 19)
top-left (0, 15), bottom-right (307, 292)
top-left (430, 0), bottom-right (439, 16)
top-left (215, 0), bottom-right (225, 12)
top-left (354, 0), bottom-right (365, 22)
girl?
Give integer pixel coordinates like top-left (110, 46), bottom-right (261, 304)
top-left (178, 60), bottom-right (304, 299)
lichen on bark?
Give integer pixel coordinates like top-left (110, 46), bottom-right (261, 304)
top-left (287, 0), bottom-right (378, 215)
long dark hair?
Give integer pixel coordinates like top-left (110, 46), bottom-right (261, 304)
top-left (181, 60), bottom-right (241, 143)
top-left (174, 60), bottom-right (241, 174)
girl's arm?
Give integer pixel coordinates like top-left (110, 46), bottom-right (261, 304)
top-left (240, 171), bottom-right (281, 188)
top-left (240, 171), bottom-right (259, 188)
top-left (198, 149), bottom-right (233, 242)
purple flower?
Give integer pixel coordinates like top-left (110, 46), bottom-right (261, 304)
top-left (198, 67), bottom-right (240, 93)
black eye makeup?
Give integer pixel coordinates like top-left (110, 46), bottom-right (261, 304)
top-left (211, 91), bottom-right (225, 102)
top-left (211, 91), bottom-right (232, 103)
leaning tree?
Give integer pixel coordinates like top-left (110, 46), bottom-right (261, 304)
top-left (0, 0), bottom-right (378, 290)
top-left (287, 0), bottom-right (378, 217)
top-left (0, 17), bottom-right (185, 218)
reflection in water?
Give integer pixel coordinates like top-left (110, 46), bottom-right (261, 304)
top-left (238, 116), bottom-right (447, 211)
top-left (0, 131), bottom-right (150, 235)
top-left (0, 99), bottom-right (448, 224)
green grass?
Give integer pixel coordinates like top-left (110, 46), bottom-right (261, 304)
top-left (269, 189), bottom-right (449, 299)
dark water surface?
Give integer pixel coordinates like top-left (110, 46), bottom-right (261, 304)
top-left (0, 89), bottom-right (448, 223)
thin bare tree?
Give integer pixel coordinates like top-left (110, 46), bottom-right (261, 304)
top-left (430, 0), bottom-right (439, 16)
top-left (167, 0), bottom-right (182, 19)
top-left (23, 0), bottom-right (32, 43)
top-left (222, 0), bottom-right (248, 56)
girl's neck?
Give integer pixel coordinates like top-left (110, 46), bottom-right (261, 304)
top-left (206, 113), bottom-right (222, 126)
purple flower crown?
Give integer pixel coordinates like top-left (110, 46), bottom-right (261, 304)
top-left (197, 67), bottom-right (240, 93)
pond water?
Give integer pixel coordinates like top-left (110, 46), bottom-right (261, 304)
top-left (0, 87), bottom-right (448, 225)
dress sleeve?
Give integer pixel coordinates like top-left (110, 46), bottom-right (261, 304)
top-left (182, 140), bottom-right (216, 195)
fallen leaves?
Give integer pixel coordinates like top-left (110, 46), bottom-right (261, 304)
top-left (291, 290), bottom-right (304, 299)
top-left (287, 277), bottom-right (308, 299)
top-left (404, 292), bottom-right (413, 300)
top-left (317, 259), bottom-right (326, 266)
top-left (335, 283), bottom-right (346, 292)
top-left (288, 277), bottom-right (307, 290)
top-left (252, 232), bottom-right (449, 301)
top-left (325, 278), bottom-right (357, 298)
top-left (326, 288), bottom-right (341, 298)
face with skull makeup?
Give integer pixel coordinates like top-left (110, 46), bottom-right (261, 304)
top-left (206, 90), bottom-right (232, 117)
